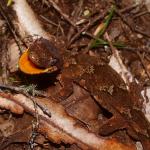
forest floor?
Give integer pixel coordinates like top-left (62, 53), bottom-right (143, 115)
top-left (0, 0), bottom-right (150, 150)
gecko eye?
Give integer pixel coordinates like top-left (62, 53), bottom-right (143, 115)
top-left (30, 55), bottom-right (36, 61)
top-left (48, 58), bottom-right (58, 66)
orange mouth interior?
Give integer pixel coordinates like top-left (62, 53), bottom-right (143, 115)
top-left (19, 49), bottom-right (57, 74)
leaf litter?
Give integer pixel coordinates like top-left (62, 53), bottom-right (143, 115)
top-left (0, 0), bottom-right (150, 149)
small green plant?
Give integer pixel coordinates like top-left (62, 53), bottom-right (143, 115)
top-left (88, 5), bottom-right (126, 49)
top-left (95, 5), bottom-right (116, 37)
top-left (90, 39), bottom-right (125, 49)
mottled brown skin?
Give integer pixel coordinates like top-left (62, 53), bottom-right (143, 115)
top-left (28, 38), bottom-right (150, 149)
top-left (58, 50), bottom-right (150, 147)
top-left (28, 37), bottom-right (61, 69)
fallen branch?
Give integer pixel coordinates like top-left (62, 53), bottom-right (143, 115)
top-left (0, 92), bottom-right (136, 150)
top-left (13, 0), bottom-right (51, 40)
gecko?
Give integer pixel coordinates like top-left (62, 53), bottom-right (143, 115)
top-left (27, 37), bottom-right (150, 149)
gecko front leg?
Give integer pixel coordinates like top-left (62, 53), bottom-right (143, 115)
top-left (57, 74), bottom-right (74, 100)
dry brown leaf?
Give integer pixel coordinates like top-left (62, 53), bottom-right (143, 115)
top-left (0, 119), bottom-right (14, 137)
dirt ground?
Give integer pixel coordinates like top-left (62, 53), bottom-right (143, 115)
top-left (0, 0), bottom-right (150, 150)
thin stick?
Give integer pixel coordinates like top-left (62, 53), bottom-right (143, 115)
top-left (0, 84), bottom-right (51, 117)
top-left (121, 46), bottom-right (150, 54)
top-left (0, 2), bottom-right (27, 54)
top-left (47, 0), bottom-right (76, 28)
top-left (1, 43), bottom-right (9, 84)
top-left (133, 11), bottom-right (149, 19)
top-left (40, 15), bottom-right (58, 27)
top-left (0, 84), bottom-right (48, 97)
top-left (120, 3), bottom-right (139, 13)
top-left (67, 0), bottom-right (84, 41)
top-left (116, 9), bottom-right (150, 38)
top-left (137, 51), bottom-right (150, 81)
top-left (68, 9), bottom-right (108, 46)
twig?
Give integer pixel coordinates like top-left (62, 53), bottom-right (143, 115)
top-left (69, 43), bottom-right (87, 50)
top-left (56, 21), bottom-right (65, 38)
top-left (135, 27), bottom-right (150, 38)
top-left (144, 87), bottom-right (149, 103)
top-left (133, 11), bottom-right (149, 19)
top-left (0, 84), bottom-right (51, 117)
top-left (47, 0), bottom-right (76, 28)
top-left (67, 0), bottom-right (84, 41)
top-left (68, 9), bottom-right (108, 47)
top-left (120, 46), bottom-right (150, 54)
top-left (0, 2), bottom-right (27, 54)
top-left (75, 11), bottom-right (99, 26)
top-left (40, 15), bottom-right (58, 27)
top-left (136, 51), bottom-right (150, 81)
top-left (74, 0), bottom-right (84, 18)
top-left (116, 9), bottom-right (150, 38)
top-left (28, 98), bottom-right (39, 150)
top-left (83, 32), bottom-right (98, 40)
top-left (1, 43), bottom-right (9, 84)
top-left (120, 3), bottom-right (139, 13)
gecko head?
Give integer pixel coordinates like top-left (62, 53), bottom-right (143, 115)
top-left (19, 37), bottom-right (62, 75)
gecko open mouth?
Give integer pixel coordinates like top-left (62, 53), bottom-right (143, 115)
top-left (19, 37), bottom-right (62, 74)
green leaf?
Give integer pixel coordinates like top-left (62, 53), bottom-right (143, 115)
top-left (90, 38), bottom-right (126, 49)
top-left (7, 0), bottom-right (13, 6)
top-left (89, 38), bottom-right (108, 48)
top-left (95, 5), bottom-right (115, 37)
top-left (89, 5), bottom-right (116, 49)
